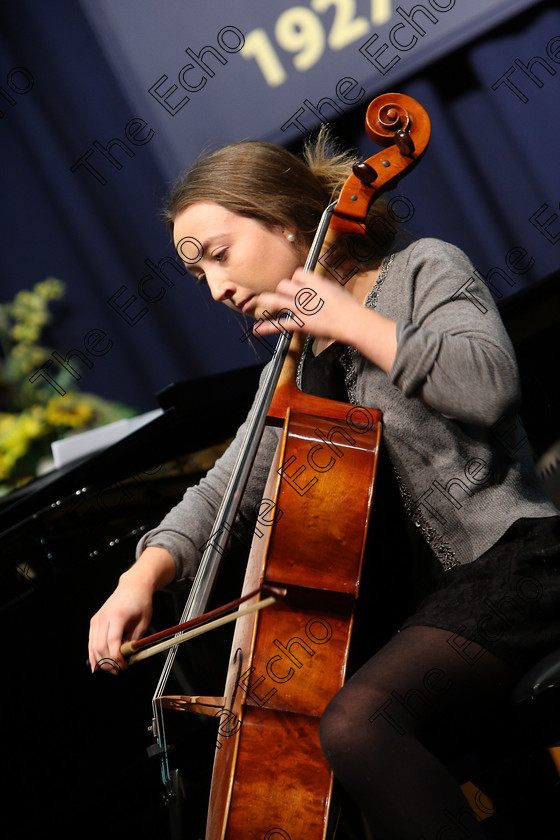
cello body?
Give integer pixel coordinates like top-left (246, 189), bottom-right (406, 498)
top-left (206, 380), bottom-right (382, 839)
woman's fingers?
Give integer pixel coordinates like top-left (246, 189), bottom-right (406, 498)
top-left (254, 269), bottom-right (357, 342)
top-left (88, 586), bottom-right (153, 674)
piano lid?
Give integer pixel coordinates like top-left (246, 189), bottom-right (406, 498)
top-left (0, 364), bottom-right (262, 539)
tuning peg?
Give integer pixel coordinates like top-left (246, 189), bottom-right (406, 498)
top-left (352, 161), bottom-right (378, 185)
top-left (394, 128), bottom-right (415, 156)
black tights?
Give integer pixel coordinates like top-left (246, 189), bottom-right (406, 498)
top-left (319, 625), bottom-right (519, 839)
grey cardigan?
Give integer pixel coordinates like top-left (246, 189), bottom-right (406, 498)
top-left (137, 238), bottom-right (557, 582)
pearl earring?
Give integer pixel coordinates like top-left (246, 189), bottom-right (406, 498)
top-left (286, 232), bottom-right (296, 242)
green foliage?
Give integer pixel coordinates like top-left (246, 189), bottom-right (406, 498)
top-left (0, 279), bottom-right (135, 493)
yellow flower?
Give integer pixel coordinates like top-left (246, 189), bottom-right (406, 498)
top-left (45, 396), bottom-right (94, 428)
top-left (10, 322), bottom-right (41, 343)
top-left (18, 408), bottom-right (46, 439)
top-left (13, 289), bottom-right (38, 309)
top-left (0, 409), bottom-right (46, 468)
top-left (0, 414), bottom-right (14, 434)
top-left (0, 452), bottom-right (12, 481)
top-left (33, 278), bottom-right (65, 300)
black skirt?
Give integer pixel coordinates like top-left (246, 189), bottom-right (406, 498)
top-left (300, 339), bottom-right (560, 674)
top-left (400, 515), bottom-right (560, 672)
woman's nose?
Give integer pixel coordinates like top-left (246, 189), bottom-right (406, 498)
top-left (207, 274), bottom-right (236, 302)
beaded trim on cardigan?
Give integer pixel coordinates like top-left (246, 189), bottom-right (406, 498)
top-left (296, 252), bottom-right (458, 570)
top-left (339, 252), bottom-right (395, 404)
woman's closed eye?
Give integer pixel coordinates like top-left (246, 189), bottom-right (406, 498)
top-left (212, 248), bottom-right (228, 263)
top-left (193, 249), bottom-right (228, 284)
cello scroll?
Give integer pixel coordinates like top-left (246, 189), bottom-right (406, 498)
top-left (331, 92), bottom-right (431, 237)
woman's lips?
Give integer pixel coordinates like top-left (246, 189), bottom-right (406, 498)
top-left (240, 296), bottom-right (255, 313)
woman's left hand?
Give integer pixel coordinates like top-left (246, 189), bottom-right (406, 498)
top-left (253, 267), bottom-right (398, 374)
top-left (252, 268), bottom-right (361, 346)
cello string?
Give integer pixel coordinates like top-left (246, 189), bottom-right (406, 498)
top-left (149, 200), bottom-right (337, 780)
top-left (151, 200), bottom-right (336, 705)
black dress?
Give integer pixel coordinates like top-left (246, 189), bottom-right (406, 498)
top-left (301, 340), bottom-right (560, 673)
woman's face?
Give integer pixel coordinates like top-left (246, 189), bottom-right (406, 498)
top-left (173, 202), bottom-right (303, 319)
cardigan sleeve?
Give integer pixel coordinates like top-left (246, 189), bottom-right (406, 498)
top-left (389, 239), bottom-right (520, 426)
top-left (135, 370), bottom-right (280, 586)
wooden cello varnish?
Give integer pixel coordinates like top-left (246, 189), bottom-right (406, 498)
top-left (204, 313), bottom-right (381, 839)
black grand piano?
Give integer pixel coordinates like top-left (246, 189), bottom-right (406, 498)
top-left (0, 364), bottom-right (263, 840)
top-left (0, 364), bottom-right (263, 607)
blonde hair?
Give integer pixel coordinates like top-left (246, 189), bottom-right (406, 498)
top-left (164, 127), bottom-right (400, 268)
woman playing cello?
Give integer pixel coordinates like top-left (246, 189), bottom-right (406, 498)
top-left (88, 127), bottom-right (560, 839)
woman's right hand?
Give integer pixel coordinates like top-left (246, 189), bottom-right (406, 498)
top-left (88, 546), bottom-right (176, 674)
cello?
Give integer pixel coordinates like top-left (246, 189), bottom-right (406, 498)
top-left (122, 92), bottom-right (431, 839)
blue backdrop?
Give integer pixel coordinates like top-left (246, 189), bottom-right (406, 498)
top-left (0, 0), bottom-right (558, 415)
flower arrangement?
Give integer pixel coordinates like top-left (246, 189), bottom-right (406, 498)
top-left (0, 278), bottom-right (136, 495)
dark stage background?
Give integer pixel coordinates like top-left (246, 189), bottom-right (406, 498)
top-left (1, 0), bottom-right (558, 413)
top-left (1, 1), bottom-right (559, 838)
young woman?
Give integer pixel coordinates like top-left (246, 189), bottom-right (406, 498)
top-left (88, 133), bottom-right (560, 839)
